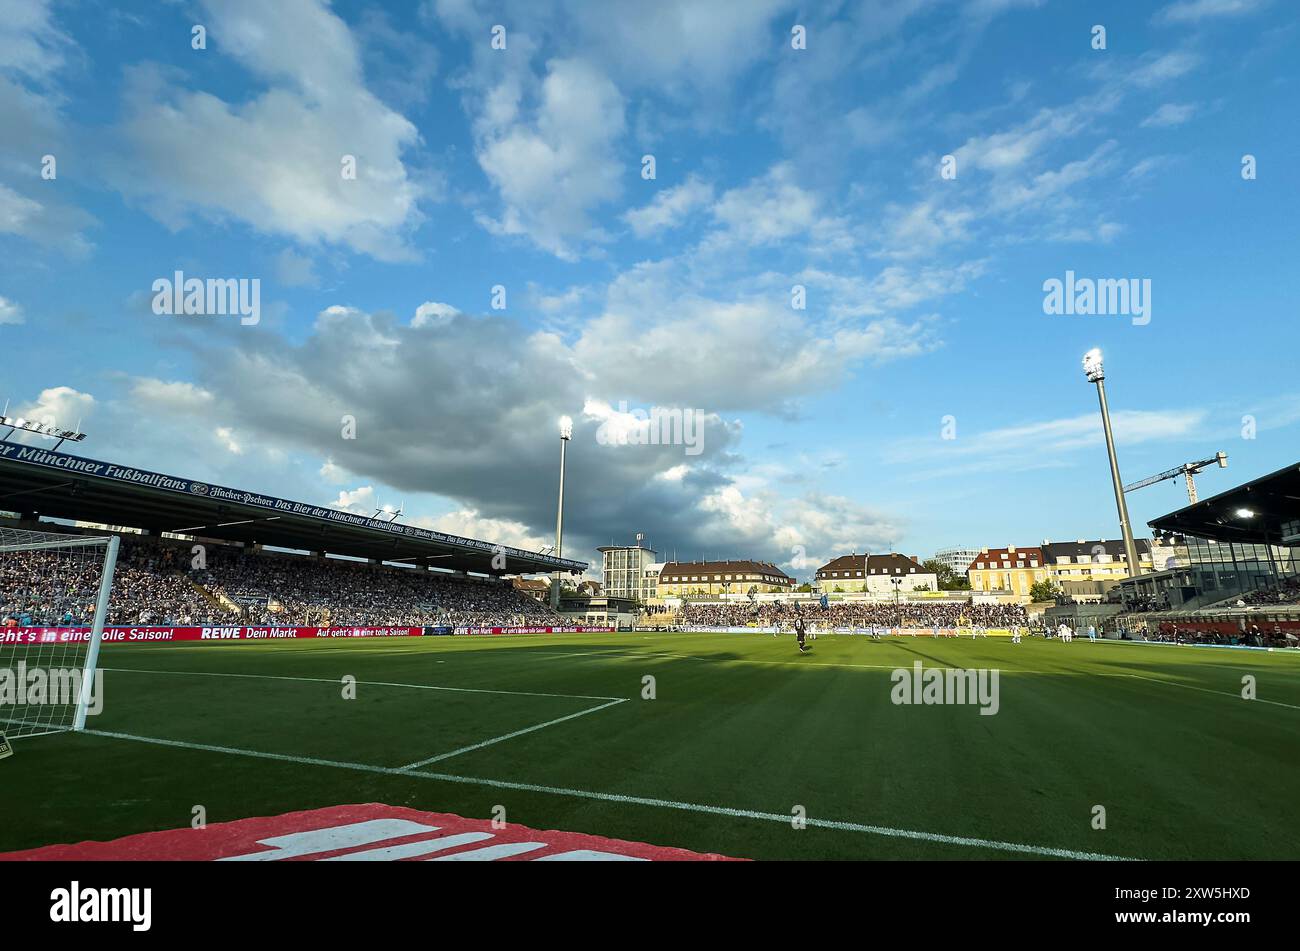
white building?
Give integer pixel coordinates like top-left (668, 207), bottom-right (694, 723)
top-left (814, 553), bottom-right (939, 594)
top-left (933, 546), bottom-right (981, 574)
top-left (598, 536), bottom-right (659, 603)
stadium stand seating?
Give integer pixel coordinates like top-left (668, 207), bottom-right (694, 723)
top-left (1240, 576), bottom-right (1300, 606)
top-left (677, 600), bottom-right (1028, 628)
top-left (1, 534), bottom-right (565, 628)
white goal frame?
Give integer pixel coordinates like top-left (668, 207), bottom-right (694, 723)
top-left (0, 530), bottom-right (120, 736)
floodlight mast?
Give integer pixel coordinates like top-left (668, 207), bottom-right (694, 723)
top-left (551, 416), bottom-right (572, 610)
top-left (0, 411), bottom-right (88, 451)
top-left (1082, 349), bottom-right (1142, 577)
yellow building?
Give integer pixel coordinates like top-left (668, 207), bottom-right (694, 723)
top-left (1039, 539), bottom-right (1154, 587)
top-left (966, 546), bottom-right (1050, 598)
top-left (656, 560), bottom-right (794, 597)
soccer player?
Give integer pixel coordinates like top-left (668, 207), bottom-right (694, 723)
top-left (795, 614), bottom-right (809, 653)
top-left (1087, 623), bottom-right (1097, 643)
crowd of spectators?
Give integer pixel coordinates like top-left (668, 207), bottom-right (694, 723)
top-left (1241, 575), bottom-right (1300, 606)
top-left (1, 535), bottom-right (564, 628)
top-left (676, 599), bottom-right (1028, 629)
top-left (1120, 592), bottom-right (1170, 613)
top-left (1150, 622), bottom-right (1298, 649)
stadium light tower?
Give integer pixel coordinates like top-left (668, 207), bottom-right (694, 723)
top-left (1082, 348), bottom-right (1141, 577)
top-left (551, 416), bottom-right (573, 609)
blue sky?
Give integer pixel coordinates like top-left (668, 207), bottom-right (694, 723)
top-left (1, 0), bottom-right (1297, 579)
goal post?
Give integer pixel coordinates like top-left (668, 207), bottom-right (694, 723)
top-left (0, 527), bottom-right (120, 739)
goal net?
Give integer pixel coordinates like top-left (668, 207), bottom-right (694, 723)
top-left (0, 527), bottom-right (120, 739)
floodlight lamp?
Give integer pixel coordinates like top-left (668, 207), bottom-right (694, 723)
top-left (1235, 508), bottom-right (1255, 519)
top-left (1082, 348), bottom-right (1105, 383)
top-left (559, 416), bottom-right (573, 440)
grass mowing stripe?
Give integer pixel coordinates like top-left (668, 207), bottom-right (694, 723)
top-left (1126, 672), bottom-right (1300, 710)
top-left (81, 728), bottom-right (1137, 861)
top-left (397, 698), bottom-right (628, 770)
top-left (100, 666), bottom-right (625, 702)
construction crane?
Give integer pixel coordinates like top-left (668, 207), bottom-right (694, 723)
top-left (1123, 452), bottom-right (1227, 504)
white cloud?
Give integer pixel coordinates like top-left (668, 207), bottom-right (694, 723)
top-left (1156, 0), bottom-right (1269, 24)
top-left (129, 378), bottom-right (217, 414)
top-left (214, 426), bottom-right (244, 455)
top-left (888, 408), bottom-right (1209, 477)
top-left (411, 301), bottom-right (460, 328)
top-left (0, 295), bottom-right (23, 325)
top-left (0, 0), bottom-right (68, 82)
top-left (319, 458), bottom-right (347, 484)
top-left (707, 164), bottom-right (850, 251)
top-left (1141, 102), bottom-right (1197, 127)
top-left (10, 386), bottom-right (93, 434)
top-left (1126, 155), bottom-right (1174, 180)
top-left (623, 176), bottom-right (713, 237)
top-left (109, 0), bottom-right (428, 261)
top-left (1130, 50), bottom-right (1201, 87)
top-left (416, 509), bottom-right (548, 552)
top-left (330, 485), bottom-right (377, 515)
top-left (275, 249), bottom-right (319, 288)
top-left (475, 58), bottom-right (626, 259)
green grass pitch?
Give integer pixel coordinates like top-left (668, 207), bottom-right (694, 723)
top-left (3, 631), bottom-right (1298, 860)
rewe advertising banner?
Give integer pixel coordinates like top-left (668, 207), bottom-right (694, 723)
top-left (0, 625), bottom-right (615, 645)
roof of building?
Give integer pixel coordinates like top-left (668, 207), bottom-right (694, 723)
top-left (1148, 461), bottom-right (1300, 545)
top-left (1040, 538), bottom-right (1152, 559)
top-left (967, 546), bottom-right (1045, 570)
top-left (815, 553), bottom-right (926, 576)
top-left (657, 560), bottom-right (794, 583)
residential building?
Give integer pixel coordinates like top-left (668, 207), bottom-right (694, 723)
top-left (967, 546), bottom-right (1050, 599)
top-left (656, 560), bottom-right (795, 596)
top-left (814, 553), bottom-right (939, 594)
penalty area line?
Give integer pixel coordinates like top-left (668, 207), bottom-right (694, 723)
top-left (396, 698), bottom-right (628, 770)
top-left (81, 728), bottom-right (1137, 861)
top-left (100, 666), bottom-right (624, 702)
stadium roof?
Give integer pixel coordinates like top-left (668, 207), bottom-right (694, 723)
top-left (0, 440), bottom-right (585, 575)
top-left (1148, 460), bottom-right (1300, 546)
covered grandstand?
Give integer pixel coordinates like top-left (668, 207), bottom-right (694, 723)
top-left (0, 440), bottom-right (584, 577)
top-left (1106, 461), bottom-right (1300, 644)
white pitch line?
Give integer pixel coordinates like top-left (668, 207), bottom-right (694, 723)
top-left (1126, 673), bottom-right (1300, 711)
top-left (100, 666), bottom-right (624, 702)
top-left (397, 698), bottom-right (627, 770)
top-left (81, 728), bottom-right (1137, 861)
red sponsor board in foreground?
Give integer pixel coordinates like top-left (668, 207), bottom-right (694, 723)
top-left (0, 626), bottom-right (425, 645)
top-left (0, 803), bottom-right (743, 861)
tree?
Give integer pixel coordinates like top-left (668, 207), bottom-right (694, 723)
top-left (1029, 579), bottom-right (1061, 603)
top-left (922, 558), bottom-right (971, 591)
